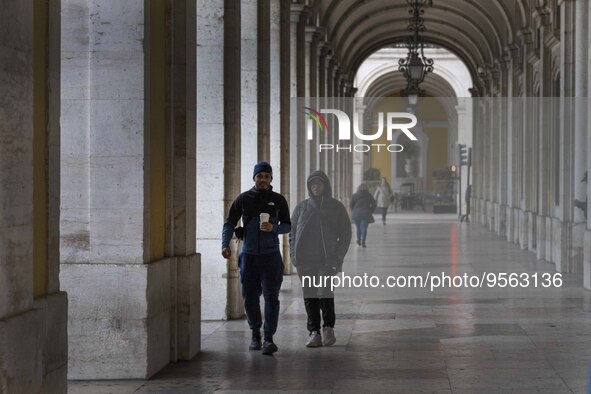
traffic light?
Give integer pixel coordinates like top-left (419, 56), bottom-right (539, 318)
top-left (458, 144), bottom-right (469, 166)
top-left (449, 164), bottom-right (458, 173)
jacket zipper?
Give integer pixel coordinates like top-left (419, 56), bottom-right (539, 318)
top-left (319, 196), bottom-right (328, 261)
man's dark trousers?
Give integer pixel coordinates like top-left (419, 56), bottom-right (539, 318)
top-left (239, 251), bottom-right (284, 338)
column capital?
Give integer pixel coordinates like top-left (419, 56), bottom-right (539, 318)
top-left (504, 43), bottom-right (520, 62)
top-left (534, 5), bottom-right (552, 26)
top-left (497, 57), bottom-right (510, 72)
top-left (517, 28), bottom-right (534, 46)
top-left (327, 53), bottom-right (336, 68)
top-left (317, 37), bottom-right (329, 56)
top-left (304, 26), bottom-right (317, 43)
top-left (313, 26), bottom-right (325, 40)
top-left (290, 4), bottom-right (305, 23)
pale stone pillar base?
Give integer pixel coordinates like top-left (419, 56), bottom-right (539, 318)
top-left (62, 255), bottom-right (200, 379)
top-left (545, 217), bottom-right (552, 263)
top-left (568, 222), bottom-right (585, 274)
top-left (495, 204), bottom-right (507, 237)
top-left (519, 210), bottom-right (529, 250)
top-left (506, 207), bottom-right (515, 243)
top-left (536, 215), bottom-right (547, 261)
top-left (0, 292), bottom-right (68, 393)
top-left (584, 229), bottom-right (591, 289)
top-left (528, 212), bottom-right (537, 253)
top-left (551, 218), bottom-right (568, 272)
top-left (487, 201), bottom-right (495, 232)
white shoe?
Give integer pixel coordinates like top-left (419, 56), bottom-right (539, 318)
top-left (322, 327), bottom-right (336, 346)
top-left (305, 331), bottom-right (323, 347)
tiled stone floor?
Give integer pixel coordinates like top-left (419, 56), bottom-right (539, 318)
top-left (70, 214), bottom-right (591, 393)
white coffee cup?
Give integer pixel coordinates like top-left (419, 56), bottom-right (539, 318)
top-left (259, 213), bottom-right (270, 223)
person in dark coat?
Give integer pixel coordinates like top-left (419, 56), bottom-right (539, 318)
top-left (290, 170), bottom-right (352, 348)
top-left (350, 183), bottom-right (377, 248)
top-left (221, 161), bottom-right (291, 355)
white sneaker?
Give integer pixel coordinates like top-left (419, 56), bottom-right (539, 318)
top-left (322, 327), bottom-right (336, 346)
top-left (305, 331), bottom-right (323, 347)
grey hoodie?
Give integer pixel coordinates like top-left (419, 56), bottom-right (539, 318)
top-left (289, 170), bottom-right (352, 271)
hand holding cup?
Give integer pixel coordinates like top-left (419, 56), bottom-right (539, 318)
top-left (259, 213), bottom-right (273, 232)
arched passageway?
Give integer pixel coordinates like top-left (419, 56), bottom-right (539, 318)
top-left (2, 0), bottom-right (591, 391)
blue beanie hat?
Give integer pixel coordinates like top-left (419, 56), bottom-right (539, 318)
top-left (253, 161), bottom-right (273, 178)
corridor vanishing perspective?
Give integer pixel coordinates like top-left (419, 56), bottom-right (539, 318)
top-left (71, 214), bottom-right (591, 393)
top-left (2, 0), bottom-right (591, 392)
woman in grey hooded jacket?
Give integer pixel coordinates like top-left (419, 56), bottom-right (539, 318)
top-left (290, 170), bottom-right (352, 348)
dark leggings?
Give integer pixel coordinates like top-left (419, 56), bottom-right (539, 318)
top-left (379, 206), bottom-right (388, 223)
top-left (304, 297), bottom-right (335, 332)
top-left (298, 268), bottom-right (336, 332)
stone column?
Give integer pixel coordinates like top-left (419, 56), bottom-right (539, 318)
top-left (537, 31), bottom-right (553, 262)
top-left (527, 69), bottom-right (538, 253)
top-left (343, 82), bottom-right (354, 202)
top-left (584, 0), bottom-right (591, 289)
top-left (223, 0), bottom-right (244, 319)
top-left (304, 25), bottom-right (316, 173)
top-left (289, 4), bottom-right (304, 209)
top-left (268, 0), bottom-right (290, 273)
top-left (279, 0), bottom-right (292, 273)
top-left (571, 0), bottom-right (588, 274)
top-left (269, 0), bottom-right (281, 192)
top-left (62, 0), bottom-right (154, 379)
top-left (549, 0), bottom-right (574, 271)
top-left (353, 102), bottom-right (366, 190)
top-left (197, 0), bottom-right (230, 320)
top-left (317, 39), bottom-right (328, 173)
top-left (486, 93), bottom-right (495, 229)
top-left (497, 62), bottom-right (509, 237)
top-left (492, 90), bottom-right (501, 234)
top-left (167, 0), bottom-right (200, 361)
top-left (241, 0), bottom-right (258, 189)
top-left (506, 48), bottom-right (521, 244)
top-left (1, 1), bottom-right (67, 392)
top-left (61, 0), bottom-right (199, 379)
top-left (295, 6), bottom-right (309, 201)
top-left (334, 68), bottom-right (344, 199)
top-left (456, 103), bottom-right (470, 218)
top-left (480, 96), bottom-right (487, 226)
top-left (471, 95), bottom-right (483, 225)
top-left (326, 53), bottom-right (336, 185)
top-left (523, 72), bottom-right (534, 247)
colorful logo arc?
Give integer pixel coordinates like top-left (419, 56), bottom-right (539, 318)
top-left (303, 107), bottom-right (329, 132)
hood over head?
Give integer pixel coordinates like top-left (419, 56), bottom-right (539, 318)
top-left (307, 170), bottom-right (332, 199)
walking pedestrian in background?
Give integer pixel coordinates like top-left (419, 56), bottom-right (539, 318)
top-left (374, 177), bottom-right (393, 225)
top-left (350, 183), bottom-right (376, 248)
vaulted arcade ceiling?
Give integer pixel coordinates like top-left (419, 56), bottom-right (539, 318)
top-left (311, 0), bottom-right (544, 86)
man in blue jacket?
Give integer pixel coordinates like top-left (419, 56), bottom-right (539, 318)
top-left (221, 161), bottom-right (291, 355)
